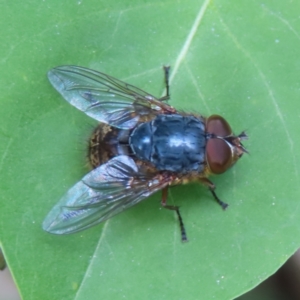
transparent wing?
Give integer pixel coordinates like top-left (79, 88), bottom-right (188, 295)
top-left (43, 156), bottom-right (171, 234)
top-left (48, 65), bottom-right (176, 129)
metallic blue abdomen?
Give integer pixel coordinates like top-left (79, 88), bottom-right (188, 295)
top-left (129, 114), bottom-right (206, 173)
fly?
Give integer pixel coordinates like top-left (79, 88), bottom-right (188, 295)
top-left (43, 65), bottom-right (248, 241)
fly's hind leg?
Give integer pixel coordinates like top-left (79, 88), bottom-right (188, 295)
top-left (161, 186), bottom-right (188, 242)
top-left (199, 178), bottom-right (229, 210)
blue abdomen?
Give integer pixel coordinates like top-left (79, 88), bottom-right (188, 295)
top-left (129, 114), bottom-right (206, 173)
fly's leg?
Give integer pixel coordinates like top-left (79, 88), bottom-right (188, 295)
top-left (161, 186), bottom-right (188, 242)
top-left (160, 66), bottom-right (170, 101)
top-left (164, 66), bottom-right (170, 98)
top-left (210, 188), bottom-right (228, 210)
top-left (199, 178), bottom-right (228, 210)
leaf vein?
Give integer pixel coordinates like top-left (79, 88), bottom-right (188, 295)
top-left (169, 0), bottom-right (211, 85)
top-left (74, 221), bottom-right (109, 299)
top-left (218, 16), bottom-right (299, 180)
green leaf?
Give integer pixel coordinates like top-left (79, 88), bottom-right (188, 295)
top-left (1, 0), bottom-right (299, 299)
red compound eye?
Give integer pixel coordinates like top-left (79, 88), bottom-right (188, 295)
top-left (206, 115), bottom-right (232, 137)
top-left (206, 115), bottom-right (233, 174)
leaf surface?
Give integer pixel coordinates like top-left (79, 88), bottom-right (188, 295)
top-left (0, 0), bottom-right (299, 299)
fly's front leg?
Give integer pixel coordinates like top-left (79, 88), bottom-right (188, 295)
top-left (199, 178), bottom-right (229, 210)
top-left (161, 186), bottom-right (188, 242)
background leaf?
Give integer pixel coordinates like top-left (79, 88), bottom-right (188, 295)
top-left (1, 0), bottom-right (300, 299)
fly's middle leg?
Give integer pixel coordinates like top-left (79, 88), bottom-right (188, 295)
top-left (160, 66), bottom-right (170, 101)
top-left (161, 186), bottom-right (188, 242)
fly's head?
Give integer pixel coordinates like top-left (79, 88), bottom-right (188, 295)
top-left (205, 115), bottom-right (248, 175)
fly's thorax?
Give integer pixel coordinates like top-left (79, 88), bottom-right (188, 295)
top-left (88, 124), bottom-right (131, 168)
top-left (205, 115), bottom-right (248, 175)
top-left (129, 114), bottom-right (206, 174)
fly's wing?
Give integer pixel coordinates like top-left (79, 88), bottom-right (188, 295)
top-left (48, 65), bottom-right (176, 129)
top-left (43, 156), bottom-right (171, 234)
